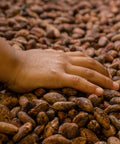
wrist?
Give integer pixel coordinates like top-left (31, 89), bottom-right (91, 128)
top-left (0, 48), bottom-right (24, 85)
top-left (0, 37), bottom-right (25, 91)
top-left (6, 50), bottom-right (24, 85)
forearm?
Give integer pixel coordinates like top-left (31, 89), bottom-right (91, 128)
top-left (0, 37), bottom-right (21, 83)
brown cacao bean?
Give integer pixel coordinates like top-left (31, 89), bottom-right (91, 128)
top-left (58, 122), bottom-right (79, 139)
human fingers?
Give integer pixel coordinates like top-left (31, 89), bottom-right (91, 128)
top-left (66, 64), bottom-right (119, 90)
top-left (61, 73), bottom-right (104, 96)
top-left (69, 57), bottom-right (110, 77)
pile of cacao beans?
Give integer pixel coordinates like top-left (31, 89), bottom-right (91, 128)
top-left (0, 0), bottom-right (120, 143)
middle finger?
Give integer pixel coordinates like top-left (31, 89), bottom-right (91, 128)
top-left (66, 64), bottom-right (119, 90)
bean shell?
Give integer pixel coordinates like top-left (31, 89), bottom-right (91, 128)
top-left (11, 118), bottom-right (22, 128)
top-left (72, 137), bottom-right (86, 144)
top-left (104, 104), bottom-right (120, 113)
top-left (75, 97), bottom-right (93, 113)
top-left (0, 93), bottom-right (18, 109)
top-left (80, 128), bottom-right (99, 143)
top-left (94, 107), bottom-right (110, 129)
top-left (98, 36), bottom-right (108, 47)
top-left (21, 101), bottom-right (34, 112)
top-left (87, 120), bottom-right (101, 134)
top-left (19, 96), bottom-right (29, 106)
top-left (15, 29), bottom-right (29, 37)
top-left (16, 133), bottom-right (38, 144)
top-left (113, 22), bottom-right (120, 30)
top-left (23, 93), bottom-right (37, 101)
top-left (53, 102), bottom-right (76, 111)
top-left (103, 90), bottom-right (120, 100)
top-left (43, 92), bottom-right (66, 104)
top-left (10, 107), bottom-right (20, 118)
top-left (37, 112), bottom-right (49, 125)
top-left (111, 34), bottom-right (120, 41)
top-left (13, 122), bottom-right (33, 142)
top-left (62, 88), bottom-right (78, 96)
top-left (102, 125), bottom-right (116, 137)
top-left (46, 24), bottom-right (60, 38)
top-left (73, 111), bottom-right (88, 127)
top-left (43, 117), bottom-right (59, 138)
top-left (34, 88), bottom-right (46, 97)
top-left (46, 109), bottom-right (56, 120)
top-left (109, 112), bottom-right (120, 119)
top-left (80, 37), bottom-right (95, 43)
top-left (17, 111), bottom-right (36, 127)
top-left (107, 136), bottom-right (120, 144)
top-left (42, 134), bottom-right (72, 144)
top-left (28, 100), bottom-right (49, 116)
top-left (58, 111), bottom-right (67, 122)
top-left (109, 115), bottom-right (120, 130)
top-left (110, 97), bottom-right (120, 105)
top-left (30, 27), bottom-right (45, 37)
top-left (63, 118), bottom-right (71, 123)
top-left (34, 125), bottom-right (44, 135)
top-left (68, 109), bottom-right (78, 119)
top-left (0, 122), bottom-right (18, 135)
top-left (88, 94), bottom-right (103, 107)
top-left (58, 122), bottom-right (79, 139)
top-left (0, 104), bottom-right (12, 123)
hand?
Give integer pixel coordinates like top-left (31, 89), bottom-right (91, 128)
top-left (8, 49), bottom-right (119, 95)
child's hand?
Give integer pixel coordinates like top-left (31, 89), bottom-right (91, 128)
top-left (8, 49), bottom-right (119, 95)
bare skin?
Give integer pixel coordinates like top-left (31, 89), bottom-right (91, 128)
top-left (0, 37), bottom-right (119, 95)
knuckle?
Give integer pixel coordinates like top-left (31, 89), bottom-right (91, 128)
top-left (59, 53), bottom-right (69, 63)
top-left (85, 69), bottom-right (95, 78)
top-left (62, 62), bottom-right (67, 68)
top-left (57, 61), bottom-right (64, 65)
top-left (58, 52), bottom-right (65, 58)
top-left (65, 62), bottom-right (70, 70)
top-left (62, 53), bottom-right (69, 60)
top-left (57, 60), bottom-right (67, 68)
top-left (50, 69), bottom-right (60, 76)
top-left (71, 75), bottom-right (80, 86)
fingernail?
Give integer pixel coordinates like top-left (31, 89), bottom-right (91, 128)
top-left (95, 88), bottom-right (104, 96)
top-left (113, 82), bottom-right (119, 90)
